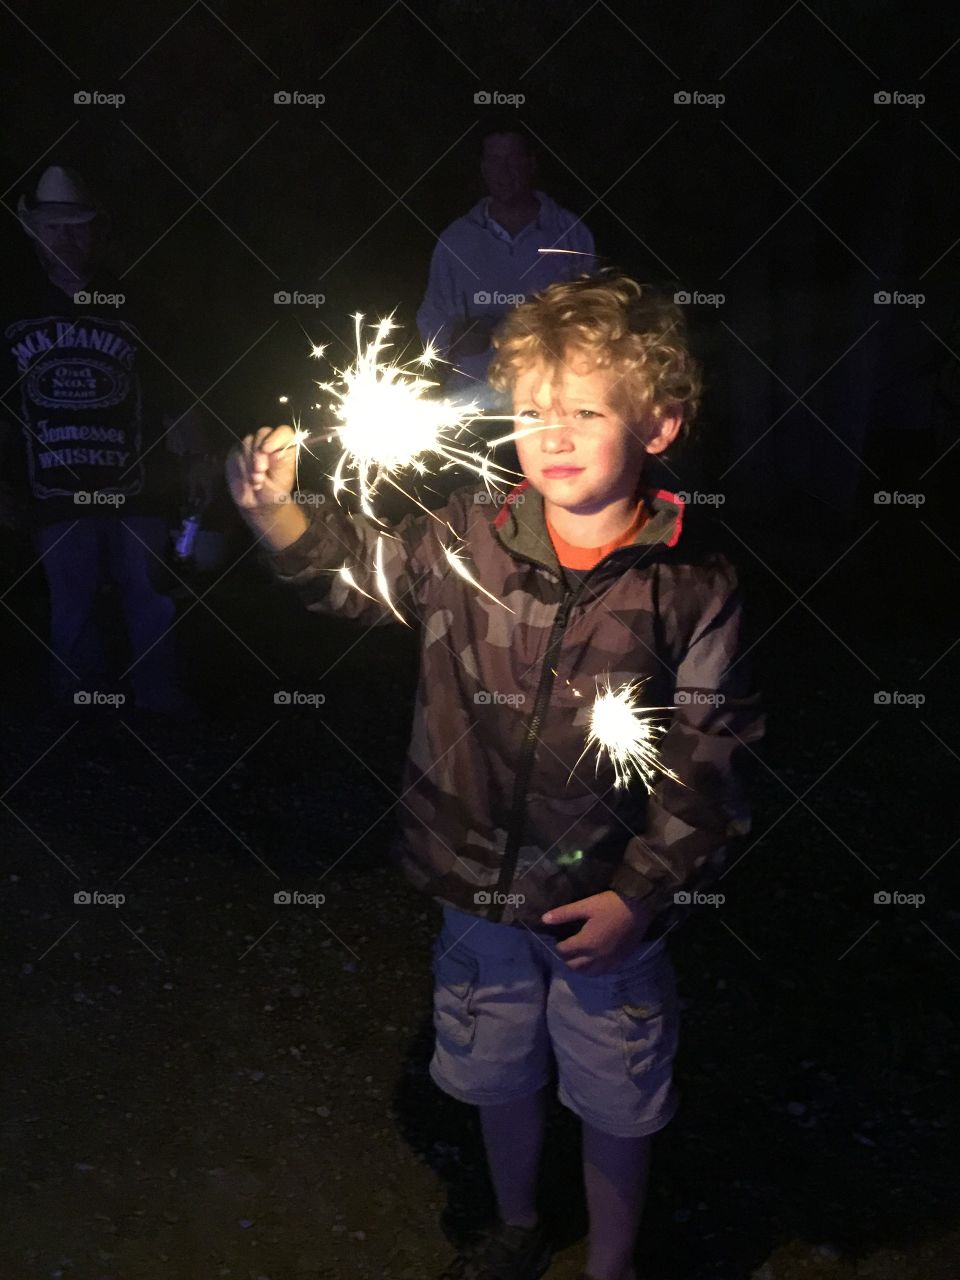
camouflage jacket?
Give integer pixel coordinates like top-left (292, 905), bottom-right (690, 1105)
top-left (263, 479), bottom-right (766, 942)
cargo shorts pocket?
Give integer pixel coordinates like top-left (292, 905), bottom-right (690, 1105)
top-left (613, 954), bottom-right (678, 1086)
top-left (431, 935), bottom-right (480, 1051)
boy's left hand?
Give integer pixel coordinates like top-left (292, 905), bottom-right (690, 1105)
top-left (541, 891), bottom-right (656, 976)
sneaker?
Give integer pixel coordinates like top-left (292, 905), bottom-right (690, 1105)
top-left (437, 1217), bottom-right (552, 1279)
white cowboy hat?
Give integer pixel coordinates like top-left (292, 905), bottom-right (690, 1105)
top-left (17, 165), bottom-right (100, 236)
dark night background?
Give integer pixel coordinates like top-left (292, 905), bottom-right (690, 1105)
top-left (1, 3), bottom-right (958, 1278)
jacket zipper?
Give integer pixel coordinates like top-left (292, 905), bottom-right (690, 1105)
top-left (487, 572), bottom-right (589, 923)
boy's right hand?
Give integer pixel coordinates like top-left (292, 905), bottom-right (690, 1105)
top-left (226, 426), bottom-right (298, 510)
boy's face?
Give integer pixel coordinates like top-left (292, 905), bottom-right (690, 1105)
top-left (512, 352), bottom-right (669, 516)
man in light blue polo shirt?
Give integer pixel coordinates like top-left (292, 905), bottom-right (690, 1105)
top-left (417, 126), bottom-right (596, 407)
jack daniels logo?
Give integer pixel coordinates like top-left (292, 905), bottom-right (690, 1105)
top-left (5, 313), bottom-right (146, 501)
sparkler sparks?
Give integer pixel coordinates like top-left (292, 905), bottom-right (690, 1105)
top-left (286, 312), bottom-right (526, 620)
top-left (572, 676), bottom-right (685, 793)
top-left (374, 532), bottom-right (406, 624)
top-left (309, 313), bottom-right (519, 521)
top-left (442, 542), bottom-right (509, 609)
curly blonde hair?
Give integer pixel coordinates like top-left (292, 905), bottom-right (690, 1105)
top-left (487, 272), bottom-right (701, 434)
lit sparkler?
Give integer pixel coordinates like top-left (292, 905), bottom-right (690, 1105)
top-left (288, 313), bottom-right (525, 620)
top-left (571, 675), bottom-right (686, 793)
top-left (305, 313), bottom-right (519, 520)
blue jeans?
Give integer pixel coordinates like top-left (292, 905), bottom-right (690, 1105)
top-left (35, 515), bottom-right (181, 707)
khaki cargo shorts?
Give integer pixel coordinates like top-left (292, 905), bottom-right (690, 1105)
top-left (429, 904), bottom-right (680, 1138)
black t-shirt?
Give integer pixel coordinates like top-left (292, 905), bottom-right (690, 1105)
top-left (559, 563), bottom-right (593, 593)
top-left (0, 270), bottom-right (184, 529)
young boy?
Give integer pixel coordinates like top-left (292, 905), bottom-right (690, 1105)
top-left (226, 273), bottom-right (765, 1280)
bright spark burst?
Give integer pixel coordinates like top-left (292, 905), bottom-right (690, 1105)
top-left (573, 676), bottom-right (685, 793)
top-left (286, 314), bottom-right (527, 621)
top-left (313, 313), bottom-right (519, 522)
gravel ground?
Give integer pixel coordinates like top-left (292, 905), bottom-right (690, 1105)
top-left (1, 502), bottom-right (957, 1280)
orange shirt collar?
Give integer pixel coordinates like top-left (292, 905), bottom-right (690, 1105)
top-left (546, 499), bottom-right (648, 570)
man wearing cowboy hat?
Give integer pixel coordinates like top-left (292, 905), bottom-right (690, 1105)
top-left (1, 164), bottom-right (217, 717)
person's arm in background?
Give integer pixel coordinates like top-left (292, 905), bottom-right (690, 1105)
top-left (142, 279), bottom-right (223, 511)
top-left (164, 404), bottom-right (222, 510)
top-left (418, 228), bottom-right (505, 362)
top-left (226, 425), bottom-right (452, 628)
top-left (449, 313), bottom-right (499, 359)
top-left (610, 565), bottom-right (766, 915)
top-left (416, 236), bottom-right (493, 360)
